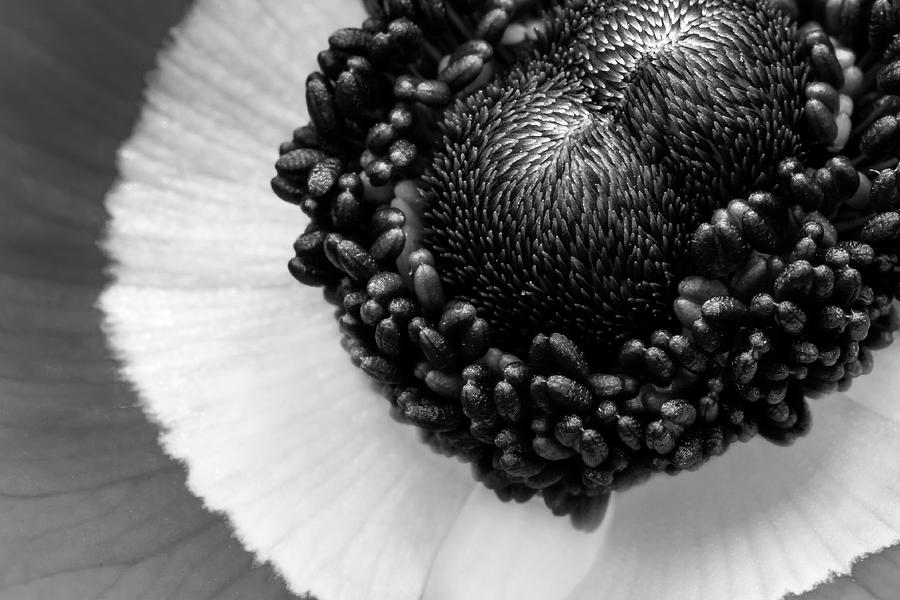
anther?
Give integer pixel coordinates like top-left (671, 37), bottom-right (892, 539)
top-left (548, 333), bottom-right (590, 380)
top-left (375, 316), bottom-right (403, 356)
top-left (333, 238), bottom-right (380, 282)
top-left (425, 370), bottom-right (464, 399)
top-left (554, 414), bottom-right (584, 448)
top-left (645, 420), bottom-right (677, 455)
top-left (394, 75), bottom-right (451, 106)
top-left (461, 380), bottom-right (498, 423)
top-left (579, 429), bottom-right (609, 467)
top-left (413, 263), bottom-right (446, 314)
top-left (403, 397), bottom-right (463, 431)
top-left (546, 375), bottom-right (593, 413)
top-left (360, 355), bottom-right (402, 383)
top-left (810, 42), bottom-right (845, 88)
top-left (616, 416), bottom-right (644, 452)
top-left (861, 115), bottom-right (900, 157)
top-left (439, 54), bottom-right (486, 90)
top-left (661, 399), bottom-right (697, 428)
top-left (476, 8), bottom-right (510, 44)
top-left (460, 318), bottom-right (491, 363)
top-left (306, 73), bottom-right (341, 144)
top-left (438, 301), bottom-right (477, 338)
top-left (417, 325), bottom-right (455, 370)
top-left (533, 435), bottom-right (575, 461)
top-left (494, 381), bottom-right (522, 422)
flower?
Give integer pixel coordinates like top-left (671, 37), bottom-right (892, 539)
top-left (2, 1), bottom-right (900, 599)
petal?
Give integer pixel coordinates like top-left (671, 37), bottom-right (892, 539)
top-left (100, 2), bottom-right (474, 599)
top-left (424, 486), bottom-right (608, 600)
top-left (797, 344), bottom-right (900, 600)
top-left (567, 344), bottom-right (900, 600)
top-left (97, 3), bottom-right (900, 600)
top-left (1, 2), bottom-right (296, 598)
top-left (798, 544), bottom-right (900, 599)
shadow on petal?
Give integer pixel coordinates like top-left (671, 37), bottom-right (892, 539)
top-left (424, 486), bottom-right (609, 600)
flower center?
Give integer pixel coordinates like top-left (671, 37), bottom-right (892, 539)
top-left (425, 0), bottom-right (806, 360)
top-left (272, 0), bottom-right (900, 525)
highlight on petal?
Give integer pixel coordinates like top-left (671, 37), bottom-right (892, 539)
top-left (1, 2), bottom-right (295, 598)
top-left (101, 1), bottom-right (473, 598)
top-left (424, 485), bottom-right (608, 600)
top-left (566, 344), bottom-right (900, 600)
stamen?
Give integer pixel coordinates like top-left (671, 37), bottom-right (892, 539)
top-left (273, 0), bottom-right (900, 523)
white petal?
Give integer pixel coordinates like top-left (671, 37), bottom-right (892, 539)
top-left (101, 2), bottom-right (473, 599)
top-left (568, 344), bottom-right (900, 600)
top-left (424, 486), bottom-right (608, 600)
top-left (799, 543), bottom-right (900, 599)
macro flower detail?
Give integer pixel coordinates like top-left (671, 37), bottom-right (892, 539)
top-left (260, 1), bottom-right (900, 520)
top-left (275, 0), bottom-right (900, 522)
top-left (428, 0), bottom-right (804, 360)
top-left (13, 1), bottom-right (899, 599)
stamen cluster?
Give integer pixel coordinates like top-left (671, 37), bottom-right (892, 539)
top-left (273, 0), bottom-right (900, 522)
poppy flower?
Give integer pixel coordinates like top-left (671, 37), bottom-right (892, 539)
top-left (3, 1), bottom-right (900, 599)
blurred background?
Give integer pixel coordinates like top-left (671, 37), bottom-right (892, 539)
top-left (0, 3), bottom-right (299, 598)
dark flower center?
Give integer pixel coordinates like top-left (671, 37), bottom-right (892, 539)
top-left (426, 0), bottom-right (806, 360)
top-left (272, 0), bottom-right (900, 526)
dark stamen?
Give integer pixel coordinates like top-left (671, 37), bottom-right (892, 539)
top-left (273, 0), bottom-right (900, 526)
